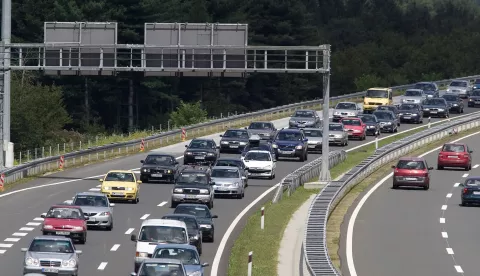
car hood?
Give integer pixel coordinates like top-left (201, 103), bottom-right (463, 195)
top-left (220, 137), bottom-right (249, 142)
top-left (306, 137), bottom-right (322, 143)
top-left (136, 241), bottom-right (183, 254)
top-left (274, 140), bottom-right (302, 146)
top-left (141, 164), bottom-right (175, 170)
top-left (363, 122), bottom-right (378, 126)
top-left (290, 117), bottom-right (316, 122)
top-left (333, 109), bottom-right (356, 114)
top-left (343, 125), bottom-right (363, 130)
top-left (185, 148), bottom-right (215, 153)
top-left (174, 184), bottom-right (210, 189)
top-left (27, 251), bottom-right (75, 260)
top-left (185, 265), bottom-right (204, 275)
top-left (423, 104), bottom-right (446, 109)
top-left (329, 130), bottom-right (345, 136)
top-left (448, 86), bottom-right (467, 90)
top-left (102, 181), bottom-right (136, 187)
top-left (196, 218), bottom-right (213, 225)
top-left (377, 119), bottom-right (394, 123)
top-left (248, 129), bottom-right (273, 135)
top-left (211, 177), bottom-right (241, 184)
top-left (43, 218), bottom-right (84, 227)
top-left (243, 160), bottom-right (273, 169)
top-left (76, 206), bottom-right (111, 214)
top-left (398, 109), bottom-right (420, 114)
top-left (188, 228), bottom-right (201, 236)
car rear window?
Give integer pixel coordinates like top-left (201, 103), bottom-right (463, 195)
top-left (465, 179), bottom-right (480, 186)
top-left (442, 144), bottom-right (465, 152)
top-left (396, 160), bottom-right (425, 170)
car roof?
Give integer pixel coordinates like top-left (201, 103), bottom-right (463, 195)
top-left (373, 110), bottom-right (394, 114)
top-left (145, 153), bottom-right (176, 158)
top-left (176, 203), bottom-right (209, 208)
top-left (33, 235), bottom-right (72, 241)
top-left (245, 150), bottom-right (271, 154)
top-left (217, 157), bottom-right (242, 161)
top-left (213, 166), bottom-right (240, 170)
top-left (162, 214), bottom-right (198, 220)
top-left (141, 219), bottom-right (187, 228)
top-left (75, 192), bottom-right (106, 197)
top-left (466, 176), bottom-right (480, 180)
top-left (153, 244), bottom-right (198, 251)
top-left (294, 109), bottom-right (315, 112)
top-left (225, 128), bottom-right (248, 131)
top-left (142, 258), bottom-right (184, 265)
top-left (191, 138), bottom-right (215, 142)
top-left (249, 121), bottom-right (272, 124)
top-left (398, 157), bottom-right (425, 161)
top-left (106, 170), bottom-right (134, 173)
top-left (451, 79), bottom-right (468, 83)
top-left (336, 101), bottom-right (356, 104)
top-left (50, 205), bottom-right (82, 210)
top-left (301, 127), bottom-right (321, 131)
top-left (377, 105), bottom-right (397, 108)
top-left (278, 128), bottom-right (303, 133)
top-left (341, 117), bottom-right (361, 120)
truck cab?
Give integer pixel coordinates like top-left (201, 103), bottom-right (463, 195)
top-left (363, 87), bottom-right (393, 114)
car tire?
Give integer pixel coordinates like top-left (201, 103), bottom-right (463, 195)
top-left (392, 184), bottom-right (398, 189)
top-left (198, 244), bottom-right (203, 255)
top-left (171, 201), bottom-right (178, 208)
top-left (133, 197), bottom-right (139, 204)
top-left (437, 165), bottom-right (443, 170)
top-left (208, 200), bottom-right (214, 209)
top-left (461, 108), bottom-right (464, 113)
top-left (210, 232), bottom-right (215, 243)
top-left (106, 222), bottom-right (113, 231)
top-left (461, 201), bottom-right (467, 206)
top-left (423, 183), bottom-right (429, 190)
top-left (465, 165), bottom-right (470, 171)
top-left (79, 233), bottom-right (86, 244)
top-left (299, 154), bottom-right (305, 162)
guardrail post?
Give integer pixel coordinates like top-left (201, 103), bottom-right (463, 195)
top-left (375, 136), bottom-right (378, 149)
top-left (260, 207), bottom-right (265, 230)
top-left (248, 251), bottom-right (253, 276)
top-left (428, 117), bottom-right (431, 128)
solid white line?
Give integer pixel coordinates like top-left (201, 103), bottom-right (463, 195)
top-left (97, 262), bottom-right (108, 270)
top-left (454, 182), bottom-right (460, 187)
top-left (26, 222), bottom-right (41, 226)
top-left (4, 238), bottom-right (20, 242)
top-left (473, 164), bottom-right (479, 168)
top-left (0, 244), bottom-right (13, 248)
top-left (140, 214), bottom-right (150, 220)
top-left (110, 244), bottom-right (120, 251)
top-left (157, 201), bottom-right (168, 207)
top-left (19, 227), bottom-right (34, 231)
top-left (0, 250), bottom-right (5, 254)
top-left (89, 188), bottom-right (101, 191)
top-left (345, 129), bottom-right (480, 276)
top-left (455, 266), bottom-right (464, 273)
top-left (442, 232), bottom-right (448, 238)
top-left (462, 173), bottom-right (469, 178)
top-left (442, 205), bottom-right (448, 210)
top-left (125, 228), bottom-right (135, 235)
top-left (12, 232), bottom-right (28, 237)
top-left (33, 218), bottom-right (44, 221)
top-left (446, 193), bottom-right (452, 198)
top-left (446, 248), bottom-right (454, 254)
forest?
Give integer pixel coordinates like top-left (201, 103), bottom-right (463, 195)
top-left (6, 0), bottom-right (480, 150)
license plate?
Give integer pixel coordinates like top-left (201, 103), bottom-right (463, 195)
top-left (329, 138), bottom-right (334, 141)
top-left (185, 195), bottom-right (197, 199)
top-left (55, 231), bottom-right (70, 235)
top-left (229, 145), bottom-right (239, 148)
top-left (298, 125), bottom-right (306, 127)
top-left (405, 177), bottom-right (417, 181)
top-left (448, 156), bottom-right (458, 158)
top-left (250, 173), bottom-right (262, 176)
top-left (308, 145), bottom-right (316, 148)
top-left (430, 111), bottom-right (437, 114)
top-left (474, 192), bottom-right (480, 195)
top-left (403, 116), bottom-right (411, 119)
top-left (89, 217), bottom-right (96, 221)
top-left (194, 156), bottom-right (205, 160)
top-left (42, 268), bottom-right (59, 273)
top-left (216, 187), bottom-right (227, 191)
top-left (112, 192), bottom-right (124, 195)
top-left (151, 174), bottom-right (163, 177)
top-left (279, 150), bottom-right (293, 154)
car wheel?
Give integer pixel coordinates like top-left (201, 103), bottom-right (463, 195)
top-left (299, 154), bottom-right (305, 162)
top-left (392, 184), bottom-right (398, 189)
top-left (461, 108), bottom-right (464, 113)
top-left (79, 233), bottom-right (86, 244)
top-left (465, 165), bottom-right (470, 171)
top-left (208, 200), bottom-right (214, 209)
top-left (393, 127), bottom-right (398, 133)
top-left (437, 165), bottom-right (443, 170)
top-left (305, 152), bottom-right (308, 161)
top-left (106, 221), bottom-right (113, 231)
top-left (461, 200), bottom-right (467, 206)
top-left (423, 183), bottom-right (429, 190)
top-left (170, 201), bottom-right (178, 208)
top-left (210, 232), bottom-right (215, 243)
top-left (198, 244), bottom-right (203, 255)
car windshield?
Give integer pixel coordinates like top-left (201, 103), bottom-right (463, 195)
top-left (249, 122), bottom-right (273, 129)
top-left (471, 90), bottom-right (480, 96)
top-left (176, 173), bottom-right (208, 185)
top-left (359, 116), bottom-right (376, 123)
top-left (174, 205), bottom-right (211, 218)
top-left (144, 155), bottom-right (175, 165)
top-left (414, 83), bottom-right (434, 90)
top-left (376, 106), bottom-right (394, 112)
top-left (404, 90), bottom-right (422, 96)
top-left (138, 263), bottom-right (185, 276)
top-left (293, 111), bottom-right (315, 117)
top-left (366, 89), bottom-right (388, 98)
top-left (245, 151), bottom-right (271, 161)
top-left (189, 140), bottom-right (215, 149)
top-left (341, 119), bottom-right (361, 126)
top-left (304, 130), bottom-right (322, 137)
top-left (329, 124), bottom-right (343, 131)
top-left (73, 195), bottom-right (108, 207)
top-left (450, 81), bottom-right (467, 87)
top-left (222, 130), bottom-right (249, 138)
top-left (335, 103), bottom-right (356, 110)
top-left (396, 160), bottom-right (426, 170)
top-left (373, 112), bottom-right (393, 120)
top-left (29, 239), bottom-right (74, 253)
top-left (105, 172), bottom-right (134, 182)
top-left (162, 216), bottom-right (198, 230)
top-left (215, 160), bottom-right (242, 168)
top-left (464, 179), bottom-right (480, 187)
top-left (442, 144), bottom-right (465, 152)
top-left (399, 104), bottom-right (417, 110)
top-left (211, 169), bottom-right (240, 178)
top-left (276, 132), bottom-right (302, 141)
top-left (424, 99), bottom-right (446, 106)
top-left (442, 95), bottom-right (458, 101)
top-left (138, 226), bottom-right (187, 243)
top-left (475, 79), bottom-right (480, 84)
top-left (153, 248), bottom-right (200, 266)
top-left (46, 207), bottom-right (83, 219)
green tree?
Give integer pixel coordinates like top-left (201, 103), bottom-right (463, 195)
top-left (170, 101), bottom-right (208, 127)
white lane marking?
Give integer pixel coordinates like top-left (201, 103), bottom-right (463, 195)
top-left (33, 217), bottom-right (44, 221)
top-left (97, 262), bottom-right (108, 270)
top-left (110, 244), bottom-right (120, 251)
top-left (462, 173), bottom-right (469, 178)
top-left (96, 185), bottom-right (101, 187)
top-left (140, 214), bottom-right (150, 220)
top-left (345, 129), bottom-right (480, 276)
top-left (454, 182), bottom-right (460, 187)
top-left (442, 232), bottom-right (448, 238)
top-left (473, 164), bottom-right (479, 168)
top-left (4, 238), bottom-right (20, 242)
top-left (455, 266), bottom-right (464, 273)
top-left (157, 201), bottom-right (168, 207)
top-left (0, 244), bottom-right (13, 248)
top-left (446, 193), bottom-right (452, 198)
top-left (442, 205), bottom-right (448, 210)
top-left (12, 232), bottom-right (28, 237)
top-left (446, 248), bottom-right (454, 255)
top-left (0, 250), bottom-right (6, 254)
top-left (125, 228), bottom-right (135, 235)
top-left (19, 227), bottom-right (34, 231)
top-left (89, 188), bottom-right (101, 191)
top-left (26, 222), bottom-right (41, 226)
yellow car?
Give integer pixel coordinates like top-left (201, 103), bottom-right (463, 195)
top-left (363, 87), bottom-right (393, 113)
top-left (100, 170), bottom-right (141, 204)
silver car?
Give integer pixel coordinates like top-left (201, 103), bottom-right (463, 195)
top-left (246, 121), bottom-right (277, 140)
top-left (447, 80), bottom-right (471, 98)
top-left (303, 128), bottom-right (323, 152)
top-left (326, 123), bottom-right (348, 146)
top-left (211, 166), bottom-right (246, 198)
top-left (401, 89), bottom-right (426, 104)
top-left (69, 192), bottom-right (114, 230)
top-left (332, 102), bottom-right (363, 122)
top-left (288, 109), bottom-right (321, 128)
top-left (22, 235), bottom-right (81, 276)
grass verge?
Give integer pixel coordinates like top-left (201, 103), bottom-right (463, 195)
top-left (326, 125), bottom-right (480, 270)
top-left (227, 187), bottom-right (319, 276)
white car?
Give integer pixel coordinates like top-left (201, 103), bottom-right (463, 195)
top-left (243, 150), bottom-right (276, 179)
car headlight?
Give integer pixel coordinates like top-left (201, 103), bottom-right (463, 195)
top-left (136, 252), bottom-right (148, 258)
top-left (368, 125), bottom-right (375, 129)
top-left (239, 142), bottom-right (247, 145)
top-left (453, 104), bottom-right (458, 106)
top-left (43, 225), bottom-right (53, 229)
top-left (232, 182), bottom-right (239, 187)
top-left (272, 144), bottom-right (278, 148)
top-left (126, 187), bottom-right (134, 191)
top-left (295, 145), bottom-right (303, 150)
top-left (188, 271), bottom-right (202, 276)
top-left (142, 168), bottom-right (150, 173)
top-left (200, 189), bottom-right (209, 194)
top-left (263, 165), bottom-right (272, 170)
top-left (438, 108), bottom-right (444, 111)
top-left (469, 98), bottom-right (473, 101)
top-left (221, 141), bottom-right (228, 144)
top-left (73, 226), bottom-right (83, 231)
top-left (62, 259), bottom-right (76, 268)
top-left (385, 122), bottom-right (392, 125)
top-left (412, 113), bottom-right (418, 116)
top-left (316, 141), bottom-right (322, 144)
top-left (289, 119), bottom-right (295, 123)
top-left (103, 186), bottom-right (111, 190)
top-left (190, 235), bottom-right (199, 240)
top-left (207, 152), bottom-right (215, 156)
top-left (174, 188), bottom-right (183, 193)
top-left (99, 212), bottom-right (111, 216)
top-left (334, 111), bottom-right (340, 115)
top-left (399, 113), bottom-right (403, 116)
top-left (424, 108), bottom-right (429, 111)
top-left (200, 224), bottom-right (212, 228)
top-left (25, 257), bottom-right (39, 266)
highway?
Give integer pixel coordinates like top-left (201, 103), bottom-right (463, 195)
top-left (0, 98), bottom-right (473, 275)
top-left (345, 111), bottom-right (480, 276)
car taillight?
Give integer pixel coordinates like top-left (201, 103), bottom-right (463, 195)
top-left (463, 188), bottom-right (468, 194)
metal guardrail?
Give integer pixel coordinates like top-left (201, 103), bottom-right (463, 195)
top-left (303, 107), bottom-right (480, 275)
top-left (1, 74), bottom-right (479, 186)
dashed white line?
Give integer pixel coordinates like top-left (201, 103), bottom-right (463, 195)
top-left (0, 244), bottom-right (13, 248)
top-left (33, 217), bottom-right (44, 221)
top-left (19, 227), bottom-right (34, 231)
top-left (473, 164), bottom-right (479, 168)
top-left (125, 228), bottom-right (135, 235)
top-left (462, 173), bottom-right (469, 178)
top-left (140, 214), bottom-right (150, 220)
top-left (96, 185), bottom-right (101, 187)
top-left (110, 244), bottom-right (120, 251)
top-left (455, 266), bottom-right (464, 273)
top-left (89, 188), bottom-right (101, 191)
top-left (454, 182), bottom-right (460, 187)
top-left (4, 238), bottom-right (20, 242)
top-left (0, 250), bottom-right (6, 254)
top-left (440, 218), bottom-right (446, 224)
top-left (97, 262), bottom-right (108, 270)
top-left (157, 201), bottom-right (168, 207)
top-left (446, 248), bottom-right (454, 255)
top-left (446, 193), bottom-right (452, 198)
top-left (12, 232), bottom-right (28, 237)
top-left (442, 205), bottom-right (448, 210)
top-left (442, 232), bottom-right (448, 238)
top-left (26, 222), bottom-right (41, 226)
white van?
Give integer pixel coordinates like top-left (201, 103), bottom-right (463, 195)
top-left (130, 219), bottom-right (189, 272)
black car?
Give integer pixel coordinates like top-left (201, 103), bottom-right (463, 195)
top-left (422, 98), bottom-right (449, 118)
top-left (467, 89), bottom-right (480, 107)
top-left (174, 203), bottom-right (218, 242)
top-left (171, 166), bottom-right (215, 208)
top-left (240, 135), bottom-right (277, 161)
top-left (414, 82), bottom-right (439, 98)
top-left (139, 154), bottom-right (179, 183)
top-left (214, 157), bottom-right (249, 185)
top-left (375, 105), bottom-right (400, 126)
top-left (373, 110), bottom-right (399, 133)
top-left (183, 139), bottom-right (219, 165)
top-left (398, 103), bottom-right (424, 124)
top-left (357, 114), bottom-right (380, 136)
top-left (442, 93), bottom-right (464, 113)
top-left (219, 129), bottom-right (251, 153)
top-left (161, 214), bottom-right (203, 255)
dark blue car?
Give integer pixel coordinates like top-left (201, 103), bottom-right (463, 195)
top-left (460, 177), bottom-right (480, 206)
top-left (272, 129), bottom-right (308, 161)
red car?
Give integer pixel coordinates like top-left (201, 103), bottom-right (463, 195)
top-left (41, 205), bottom-right (88, 244)
top-left (340, 118), bottom-right (366, 140)
top-left (392, 157), bottom-right (433, 190)
top-left (437, 143), bottom-right (472, 170)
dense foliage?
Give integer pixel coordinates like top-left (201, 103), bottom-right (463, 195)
top-left (6, 0), bottom-right (480, 149)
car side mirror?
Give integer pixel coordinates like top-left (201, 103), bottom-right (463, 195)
top-left (137, 180), bottom-right (142, 184)
top-left (469, 150), bottom-right (473, 153)
top-left (41, 214), bottom-right (46, 218)
top-left (210, 182), bottom-right (215, 185)
top-left (130, 273), bottom-right (137, 276)
top-left (216, 146), bottom-right (221, 149)
top-left (185, 145), bottom-right (188, 148)
top-left (131, 234), bottom-right (137, 241)
top-left (241, 176), bottom-right (247, 180)
top-left (202, 263), bottom-right (210, 267)
top-left (304, 139), bottom-right (308, 142)
top-left (21, 248), bottom-right (27, 252)
top-left (244, 127), bottom-right (247, 130)
top-left (362, 96), bottom-right (365, 99)
top-left (174, 161), bottom-right (179, 165)
top-left (110, 203), bottom-right (115, 207)
top-left (391, 165), bottom-right (396, 169)
top-left (219, 135), bottom-right (223, 137)
top-left (99, 179), bottom-right (103, 182)
top-left (244, 167), bottom-right (249, 171)
top-left (212, 215), bottom-right (218, 219)
top-left (75, 250), bottom-right (82, 255)
top-left (84, 216), bottom-right (89, 220)
top-left (140, 160), bottom-right (144, 163)
top-left (428, 167), bottom-right (434, 170)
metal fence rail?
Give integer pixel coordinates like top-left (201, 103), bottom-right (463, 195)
top-left (1, 74), bottom-right (479, 186)
top-left (303, 108), bottom-right (480, 275)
